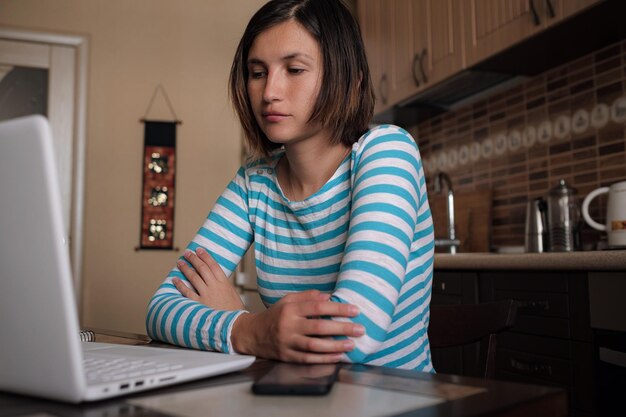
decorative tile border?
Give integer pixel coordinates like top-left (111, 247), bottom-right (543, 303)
top-left (413, 40), bottom-right (626, 250)
top-left (423, 96), bottom-right (626, 174)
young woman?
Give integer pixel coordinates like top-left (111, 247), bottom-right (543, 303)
top-left (146, 0), bottom-right (435, 371)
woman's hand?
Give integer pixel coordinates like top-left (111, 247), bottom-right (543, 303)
top-left (231, 290), bottom-right (364, 363)
top-left (172, 247), bottom-right (245, 311)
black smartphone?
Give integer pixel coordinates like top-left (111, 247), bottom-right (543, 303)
top-left (251, 363), bottom-right (340, 395)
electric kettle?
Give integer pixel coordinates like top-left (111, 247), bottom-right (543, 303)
top-left (547, 179), bottom-right (581, 252)
top-left (581, 180), bottom-right (626, 248)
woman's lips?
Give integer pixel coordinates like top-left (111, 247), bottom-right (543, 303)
top-left (263, 112), bottom-right (289, 122)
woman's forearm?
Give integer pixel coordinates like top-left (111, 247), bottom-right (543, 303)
top-left (230, 312), bottom-right (257, 355)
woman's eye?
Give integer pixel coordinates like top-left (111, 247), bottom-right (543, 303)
top-left (250, 70), bottom-right (266, 79)
top-left (288, 68), bottom-right (305, 75)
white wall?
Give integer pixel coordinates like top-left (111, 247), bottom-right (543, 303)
top-left (0, 0), bottom-right (266, 334)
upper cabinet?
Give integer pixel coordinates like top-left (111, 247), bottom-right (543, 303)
top-left (464, 0), bottom-right (602, 66)
top-left (419, 0), bottom-right (464, 91)
top-left (357, 0), bottom-right (603, 114)
top-left (358, 0), bottom-right (385, 114)
top-left (358, 0), bottom-right (463, 114)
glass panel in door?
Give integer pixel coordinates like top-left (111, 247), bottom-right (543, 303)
top-left (0, 65), bottom-right (48, 121)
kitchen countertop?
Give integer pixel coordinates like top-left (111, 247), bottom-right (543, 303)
top-left (434, 250), bottom-right (626, 271)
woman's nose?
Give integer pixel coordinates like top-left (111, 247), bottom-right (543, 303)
top-left (262, 72), bottom-right (283, 103)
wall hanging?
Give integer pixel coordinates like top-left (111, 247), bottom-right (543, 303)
top-left (137, 85), bottom-right (181, 250)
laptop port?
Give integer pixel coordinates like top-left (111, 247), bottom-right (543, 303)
top-left (120, 383), bottom-right (130, 390)
top-left (135, 380), bottom-right (144, 387)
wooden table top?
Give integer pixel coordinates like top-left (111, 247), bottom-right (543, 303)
top-left (0, 330), bottom-right (567, 417)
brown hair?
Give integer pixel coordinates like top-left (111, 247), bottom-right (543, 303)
top-left (229, 0), bottom-right (375, 160)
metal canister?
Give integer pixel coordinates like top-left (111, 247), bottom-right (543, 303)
top-left (525, 197), bottom-right (547, 253)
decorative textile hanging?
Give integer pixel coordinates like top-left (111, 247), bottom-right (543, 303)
top-left (138, 85), bottom-right (181, 250)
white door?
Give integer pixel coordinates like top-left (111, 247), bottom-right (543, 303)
top-left (0, 31), bottom-right (87, 300)
top-left (0, 39), bottom-right (75, 236)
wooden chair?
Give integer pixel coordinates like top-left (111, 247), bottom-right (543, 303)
top-left (428, 299), bottom-right (518, 378)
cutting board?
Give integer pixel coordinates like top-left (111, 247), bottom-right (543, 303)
top-left (428, 189), bottom-right (492, 253)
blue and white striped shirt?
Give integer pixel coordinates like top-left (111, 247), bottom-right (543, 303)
top-left (146, 125), bottom-right (435, 371)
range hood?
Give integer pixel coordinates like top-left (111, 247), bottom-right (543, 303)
top-left (400, 70), bottom-right (527, 111)
top-left (374, 71), bottom-right (527, 125)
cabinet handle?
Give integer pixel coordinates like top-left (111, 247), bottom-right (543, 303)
top-left (517, 299), bottom-right (550, 312)
top-left (529, 0), bottom-right (541, 26)
top-left (545, 0), bottom-right (556, 18)
top-left (418, 48), bottom-right (428, 84)
top-left (510, 358), bottom-right (553, 377)
top-left (379, 74), bottom-right (388, 104)
top-left (412, 53), bottom-right (421, 87)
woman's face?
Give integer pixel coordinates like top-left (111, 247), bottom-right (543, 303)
top-left (247, 20), bottom-right (328, 147)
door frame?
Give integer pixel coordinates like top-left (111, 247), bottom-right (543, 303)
top-left (0, 27), bottom-right (88, 310)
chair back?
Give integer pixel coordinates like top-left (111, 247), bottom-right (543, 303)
top-left (428, 299), bottom-right (518, 378)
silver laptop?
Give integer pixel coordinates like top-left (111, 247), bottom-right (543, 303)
top-left (0, 115), bottom-right (255, 403)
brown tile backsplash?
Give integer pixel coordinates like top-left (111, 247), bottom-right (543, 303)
top-left (413, 39), bottom-right (626, 251)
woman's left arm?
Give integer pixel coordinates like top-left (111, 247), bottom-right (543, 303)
top-left (331, 126), bottom-right (434, 363)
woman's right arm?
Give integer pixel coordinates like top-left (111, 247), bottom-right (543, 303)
top-left (145, 167), bottom-right (254, 354)
top-left (148, 166), bottom-right (363, 361)
top-left (230, 291), bottom-right (364, 363)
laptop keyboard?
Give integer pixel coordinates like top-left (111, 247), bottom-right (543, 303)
top-left (84, 356), bottom-right (184, 383)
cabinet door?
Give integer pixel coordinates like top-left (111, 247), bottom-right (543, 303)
top-left (464, 0), bottom-right (545, 66)
top-left (360, 0), bottom-right (422, 109)
top-left (387, 0), bottom-right (418, 105)
top-left (358, 0), bottom-right (465, 111)
top-left (417, 0), bottom-right (464, 89)
top-left (547, 0), bottom-right (603, 28)
top-left (358, 0), bottom-right (390, 114)
top-left (360, 0), bottom-right (416, 112)
top-left (430, 272), bottom-right (481, 377)
top-left (387, 0), bottom-right (465, 105)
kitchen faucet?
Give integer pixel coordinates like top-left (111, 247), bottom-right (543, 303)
top-left (433, 172), bottom-right (460, 254)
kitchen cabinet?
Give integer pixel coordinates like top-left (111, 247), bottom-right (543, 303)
top-left (430, 271), bottom-right (482, 377)
top-left (414, 0), bottom-right (464, 95)
top-left (358, 0), bottom-right (388, 114)
top-left (587, 272), bottom-right (626, 417)
top-left (482, 271), bottom-right (593, 416)
top-left (358, 0), bottom-right (418, 113)
top-left (433, 269), bottom-right (596, 416)
top-left (463, 0), bottom-right (602, 67)
top-left (357, 0), bottom-right (603, 114)
top-left (389, 0), bottom-right (417, 106)
top-left (357, 0), bottom-right (463, 113)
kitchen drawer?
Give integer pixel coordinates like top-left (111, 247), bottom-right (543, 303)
top-left (432, 271), bottom-right (478, 299)
top-left (483, 271), bottom-right (569, 293)
top-left (499, 331), bottom-right (572, 360)
top-left (431, 343), bottom-right (482, 378)
top-left (430, 294), bottom-right (462, 305)
top-left (497, 348), bottom-right (572, 385)
top-left (513, 314), bottom-right (571, 339)
top-left (497, 342), bottom-right (594, 414)
top-left (433, 272), bottom-right (462, 295)
top-left (494, 290), bottom-right (570, 318)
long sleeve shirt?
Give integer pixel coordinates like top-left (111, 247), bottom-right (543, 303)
top-left (146, 124), bottom-right (435, 371)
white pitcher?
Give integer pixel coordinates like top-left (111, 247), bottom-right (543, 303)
top-left (582, 180), bottom-right (626, 247)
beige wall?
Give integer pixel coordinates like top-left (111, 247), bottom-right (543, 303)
top-left (0, 0), bottom-right (266, 334)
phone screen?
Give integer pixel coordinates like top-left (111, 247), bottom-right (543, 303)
top-left (251, 363), bottom-right (340, 395)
